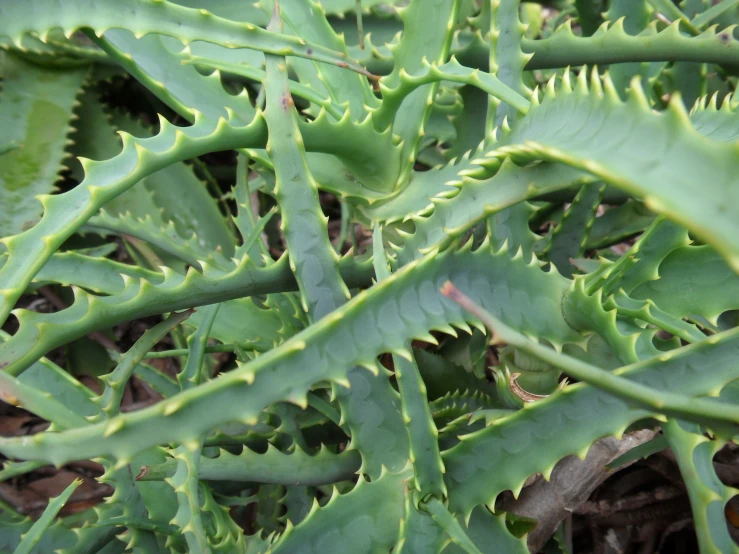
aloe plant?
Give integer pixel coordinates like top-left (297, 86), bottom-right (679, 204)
top-left (0, 0), bottom-right (738, 552)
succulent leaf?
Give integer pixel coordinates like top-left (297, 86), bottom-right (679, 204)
top-left (1, 2), bottom-right (737, 549)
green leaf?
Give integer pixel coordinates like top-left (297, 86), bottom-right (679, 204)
top-left (0, 0), bottom-right (374, 77)
top-left (14, 479), bottom-right (81, 554)
top-left (0, 244), bottom-right (584, 465)
top-left (270, 466), bottom-right (410, 553)
top-left (396, 496), bottom-right (445, 554)
top-left (489, 0), bottom-right (532, 132)
top-left (521, 19), bottom-right (739, 69)
top-left (444, 326), bottom-right (739, 517)
top-left (663, 418), bottom-right (739, 554)
top-left (491, 70), bottom-right (739, 273)
top-left (258, 0), bottom-right (377, 120)
top-left (443, 506), bottom-right (528, 554)
top-left (394, 349), bottom-right (446, 498)
top-left (333, 367), bottom-right (409, 479)
top-left (543, 182), bottom-right (605, 277)
top-left (380, 0), bottom-right (463, 185)
top-left (631, 244), bottom-right (739, 324)
top-left (141, 444), bottom-right (360, 485)
top-left (0, 54), bottom-right (87, 237)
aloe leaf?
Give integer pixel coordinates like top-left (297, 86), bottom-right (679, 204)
top-left (0, 244), bottom-right (585, 465)
top-left (585, 200), bottom-right (655, 249)
top-left (91, 309), bottom-right (192, 421)
top-left (590, 218), bottom-right (691, 298)
top-left (604, 0), bottom-right (653, 95)
top-left (54, 463), bottom-right (174, 551)
top-left (96, 463), bottom-right (166, 553)
top-left (179, 305), bottom-right (219, 391)
top-left (131, 361), bottom-right (180, 399)
top-left (604, 290), bottom-right (706, 343)
top-left (0, 53), bottom-right (87, 237)
top-left (0, 253), bottom-right (371, 377)
top-left (1, 249), bottom-right (159, 295)
top-left (662, 0), bottom-right (709, 107)
top-left (0, 329), bottom-right (98, 417)
top-left (422, 497), bottom-right (482, 554)
top-left (141, 444), bottom-right (360, 486)
top-left (94, 30), bottom-right (255, 123)
top-left (110, 113), bottom-right (236, 255)
top-left (196, 484), bottom-right (249, 552)
top-left (396, 494), bottom-right (446, 554)
top-left (0, 111), bottom-right (267, 327)
top-left (692, 0), bottom-right (739, 28)
top-left (0, 20), bottom-right (394, 326)
top-left (542, 182), bottom-right (605, 277)
top-left (180, 53), bottom-right (346, 120)
top-left (270, 466), bottom-right (411, 553)
top-left (0, 517), bottom-right (77, 554)
top-left (380, 0), bottom-right (462, 186)
top-left (287, 108), bottom-right (402, 194)
top-left (490, 69), bottom-right (739, 273)
top-left (487, 202), bottom-right (541, 264)
top-left (0, 1), bottom-right (736, 549)
top-left (265, 8), bottom-right (409, 484)
top-left (13, 479), bottom-right (81, 554)
top-left (521, 19), bottom-right (739, 69)
top-left (663, 418), bottom-right (739, 554)
top-left (361, 146), bottom-right (486, 224)
top-left (233, 154), bottom-right (271, 261)
top-left (443, 324), bottom-right (739, 518)
top-left (0, 363), bottom-right (87, 429)
top-left (333, 366), bottom-right (410, 478)
top-left (74, 112), bottom-right (294, 354)
top-left (398, 158), bottom-right (593, 265)
top-left (414, 349), bottom-right (496, 401)
top-left (564, 277), bottom-right (658, 365)
top-left (665, 59), bottom-right (707, 110)
top-left (168, 303), bottom-right (219, 554)
top-left (394, 349), bottom-right (446, 498)
top-left (0, 0), bottom-right (374, 78)
top-left (247, 111), bottom-right (400, 195)
top-left (321, 0), bottom-right (406, 14)
top-left (489, 0), bottom-right (532, 133)
top-left (277, 485), bottom-right (312, 527)
top-left (374, 58), bottom-right (530, 132)
top-left (85, 210), bottom-right (220, 269)
top-left (170, 0), bottom-right (268, 23)
top-left (31, 371), bottom-right (174, 554)
top-left (446, 283), bottom-right (739, 425)
top-left (574, 0), bottom-right (604, 36)
top-left (189, 295), bottom-right (300, 353)
top-left (443, 506), bottom-right (528, 554)
top-left (258, 0), bottom-right (377, 119)
top-left (431, 390), bottom-right (499, 425)
top-left (374, 226), bottom-right (442, 493)
top-left (689, 93), bottom-right (739, 142)
top-left (649, 0), bottom-right (701, 34)
top-left (263, 19), bottom-right (349, 321)
top-left (446, 86), bottom-right (489, 160)
top-left (0, 461), bottom-right (47, 483)
top-left (73, 95), bottom-right (236, 254)
top-left (631, 244), bottom-right (739, 325)
top-left (7, 31), bottom-right (110, 68)
top-left (380, 81), bottom-right (734, 255)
